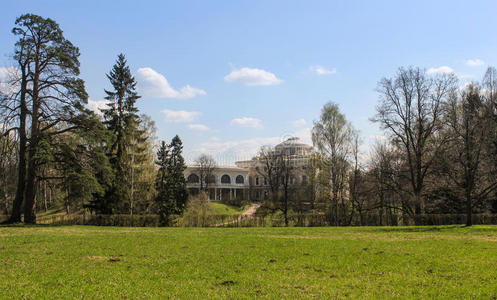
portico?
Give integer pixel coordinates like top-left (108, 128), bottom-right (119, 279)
top-left (185, 166), bottom-right (250, 201)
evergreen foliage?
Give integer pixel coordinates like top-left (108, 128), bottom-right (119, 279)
top-left (155, 136), bottom-right (188, 226)
top-left (98, 54), bottom-right (151, 214)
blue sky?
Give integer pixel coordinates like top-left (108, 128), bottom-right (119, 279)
top-left (1, 0), bottom-right (496, 164)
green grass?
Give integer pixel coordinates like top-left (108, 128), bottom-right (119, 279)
top-left (209, 202), bottom-right (248, 215)
top-left (1, 226), bottom-right (497, 299)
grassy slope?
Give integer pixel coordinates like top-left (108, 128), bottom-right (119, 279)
top-left (209, 202), bottom-right (248, 215)
top-left (0, 226), bottom-right (496, 299)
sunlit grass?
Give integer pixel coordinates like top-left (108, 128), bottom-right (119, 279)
top-left (0, 226), bottom-right (496, 298)
top-left (209, 202), bottom-right (247, 216)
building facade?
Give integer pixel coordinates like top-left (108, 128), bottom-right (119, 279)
top-left (185, 166), bottom-right (250, 201)
top-left (185, 137), bottom-right (313, 201)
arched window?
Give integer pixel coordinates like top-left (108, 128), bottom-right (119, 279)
top-left (235, 175), bottom-right (244, 184)
top-left (187, 173), bottom-right (199, 183)
top-left (221, 174), bottom-right (231, 184)
top-left (206, 174), bottom-right (216, 184)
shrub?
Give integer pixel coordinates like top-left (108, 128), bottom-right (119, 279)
top-left (177, 192), bottom-right (215, 227)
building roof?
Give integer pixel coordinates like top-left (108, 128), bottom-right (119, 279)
top-left (186, 165), bottom-right (248, 172)
top-left (275, 137), bottom-right (312, 148)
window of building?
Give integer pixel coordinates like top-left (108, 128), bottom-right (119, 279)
top-left (255, 176), bottom-right (259, 186)
top-left (221, 174), bottom-right (231, 184)
top-left (302, 175), bottom-right (308, 183)
top-left (206, 174), bottom-right (216, 184)
top-left (264, 177), bottom-right (267, 185)
top-left (235, 175), bottom-right (244, 184)
top-left (187, 173), bottom-right (199, 183)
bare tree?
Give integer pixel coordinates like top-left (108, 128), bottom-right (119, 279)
top-left (373, 67), bottom-right (457, 215)
top-left (0, 60), bottom-right (29, 223)
top-left (312, 102), bottom-right (353, 225)
top-left (194, 154), bottom-right (216, 191)
top-left (278, 152), bottom-right (295, 226)
top-left (445, 83), bottom-right (497, 226)
top-left (0, 124), bottom-right (18, 216)
top-left (348, 131), bottom-right (364, 225)
top-left (482, 67), bottom-right (497, 104)
top-left (255, 146), bottom-right (281, 204)
top-left (255, 145), bottom-right (296, 226)
top-left (368, 141), bottom-right (408, 224)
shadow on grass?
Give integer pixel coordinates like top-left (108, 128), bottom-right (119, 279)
top-left (0, 222), bottom-right (72, 228)
top-left (374, 224), bottom-right (497, 233)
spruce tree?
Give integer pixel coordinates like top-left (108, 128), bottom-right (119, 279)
top-left (100, 53), bottom-right (143, 214)
top-left (169, 135), bottom-right (188, 215)
top-left (155, 141), bottom-right (173, 225)
top-left (154, 136), bottom-right (188, 226)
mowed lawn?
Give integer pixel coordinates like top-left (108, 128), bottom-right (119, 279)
top-left (1, 226), bottom-right (497, 299)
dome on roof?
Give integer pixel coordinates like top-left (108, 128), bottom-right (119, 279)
top-left (275, 137), bottom-right (311, 148)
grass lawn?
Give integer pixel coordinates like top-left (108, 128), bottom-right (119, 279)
top-left (0, 226), bottom-right (496, 299)
top-left (209, 202), bottom-right (248, 216)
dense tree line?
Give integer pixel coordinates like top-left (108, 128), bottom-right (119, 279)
top-left (2, 14), bottom-right (497, 227)
top-left (0, 14), bottom-right (187, 225)
top-left (256, 67), bottom-right (497, 226)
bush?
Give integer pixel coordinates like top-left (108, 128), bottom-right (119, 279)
top-left (177, 192), bottom-right (215, 227)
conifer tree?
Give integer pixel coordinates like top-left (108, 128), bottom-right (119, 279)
top-left (154, 136), bottom-right (188, 226)
top-left (7, 14), bottom-right (89, 223)
top-left (100, 54), bottom-right (146, 214)
top-left (155, 141), bottom-right (173, 225)
top-left (168, 135), bottom-right (188, 214)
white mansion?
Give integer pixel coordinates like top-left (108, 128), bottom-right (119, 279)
top-left (185, 137), bottom-right (313, 201)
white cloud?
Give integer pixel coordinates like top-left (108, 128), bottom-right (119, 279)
top-left (466, 59), bottom-right (485, 67)
top-left (162, 109), bottom-right (201, 123)
top-left (309, 65), bottom-right (337, 75)
top-left (188, 124), bottom-right (209, 131)
top-left (224, 67), bottom-right (282, 86)
top-left (136, 67), bottom-right (206, 99)
top-left (426, 66), bottom-right (454, 74)
top-left (86, 99), bottom-right (110, 116)
top-left (292, 118), bottom-right (307, 127)
top-left (293, 127), bottom-right (312, 145)
top-left (230, 117), bottom-right (263, 129)
top-left (184, 128), bottom-right (312, 165)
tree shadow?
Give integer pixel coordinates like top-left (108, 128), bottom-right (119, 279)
top-left (374, 225), bottom-right (466, 233)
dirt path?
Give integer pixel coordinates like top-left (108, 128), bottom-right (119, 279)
top-left (215, 203), bottom-right (261, 227)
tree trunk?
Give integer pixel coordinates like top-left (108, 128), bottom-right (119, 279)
top-left (465, 187), bottom-right (472, 226)
top-left (3, 188), bottom-right (8, 216)
top-left (283, 189), bottom-right (289, 227)
top-left (24, 62), bottom-right (40, 225)
top-left (43, 181), bottom-right (47, 212)
top-left (24, 150), bottom-right (38, 224)
top-left (9, 69), bottom-right (28, 224)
